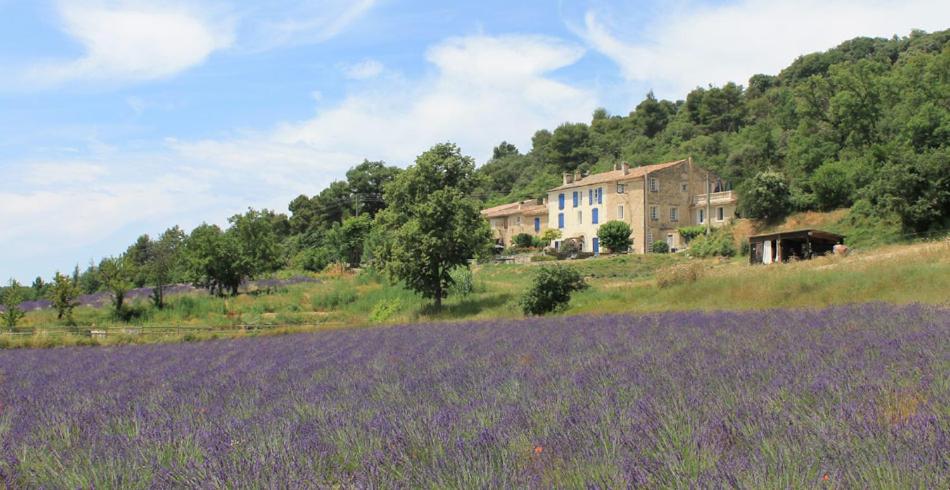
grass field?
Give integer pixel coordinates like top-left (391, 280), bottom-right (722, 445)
top-left (4, 238), bottom-right (948, 349)
top-left (1, 303), bottom-right (946, 487)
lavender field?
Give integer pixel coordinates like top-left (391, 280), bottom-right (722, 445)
top-left (0, 303), bottom-right (947, 488)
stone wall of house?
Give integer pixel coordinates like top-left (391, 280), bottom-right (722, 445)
top-left (644, 161), bottom-right (694, 251)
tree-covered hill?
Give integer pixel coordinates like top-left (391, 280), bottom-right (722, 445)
top-left (474, 29), bottom-right (949, 233)
top-left (4, 29), bottom-right (948, 306)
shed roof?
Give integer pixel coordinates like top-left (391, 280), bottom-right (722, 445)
top-left (549, 159), bottom-right (686, 192)
top-left (748, 229), bottom-right (845, 242)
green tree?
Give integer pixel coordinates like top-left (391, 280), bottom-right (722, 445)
top-left (346, 160), bottom-right (401, 217)
top-left (99, 256), bottom-right (135, 320)
top-left (229, 208), bottom-right (284, 275)
top-left (1, 279), bottom-right (26, 331)
top-left (512, 233), bottom-right (534, 248)
top-left (738, 170), bottom-right (793, 222)
top-left (373, 143), bottom-right (491, 308)
top-left (326, 214), bottom-right (374, 268)
top-left (185, 224), bottom-right (252, 296)
top-left (149, 226), bottom-right (186, 308)
top-left (539, 228), bottom-right (562, 246)
top-left (49, 271), bottom-right (81, 327)
top-left (520, 265), bottom-right (588, 316)
top-left (125, 234), bottom-right (153, 287)
top-left (811, 160), bottom-right (855, 210)
top-left (596, 220), bottom-right (633, 253)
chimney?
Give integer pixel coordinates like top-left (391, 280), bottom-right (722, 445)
top-left (574, 170), bottom-right (581, 182)
top-left (622, 162), bottom-right (630, 175)
top-left (562, 172), bottom-right (574, 185)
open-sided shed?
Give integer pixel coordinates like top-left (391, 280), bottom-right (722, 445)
top-left (749, 229), bottom-right (844, 265)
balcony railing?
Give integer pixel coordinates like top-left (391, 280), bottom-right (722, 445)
top-left (693, 190), bottom-right (737, 206)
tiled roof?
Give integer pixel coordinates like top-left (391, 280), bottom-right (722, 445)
top-left (549, 159), bottom-right (687, 192)
top-left (480, 201), bottom-right (547, 218)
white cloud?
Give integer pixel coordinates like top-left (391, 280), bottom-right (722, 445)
top-left (342, 59), bottom-right (384, 79)
top-left (26, 1), bottom-right (234, 86)
top-left (582, 0), bottom-right (950, 98)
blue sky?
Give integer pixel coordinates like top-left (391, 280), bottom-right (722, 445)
top-left (1, 0), bottom-right (946, 282)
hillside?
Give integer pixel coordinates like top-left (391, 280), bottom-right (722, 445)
top-left (4, 227), bottom-right (948, 348)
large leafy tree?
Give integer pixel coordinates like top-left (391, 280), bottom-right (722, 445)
top-left (229, 208), bottom-right (285, 275)
top-left (738, 170), bottom-right (792, 222)
top-left (346, 160), bottom-right (401, 217)
top-left (374, 143), bottom-right (491, 308)
top-left (184, 224), bottom-right (252, 296)
top-left (326, 214), bottom-right (374, 268)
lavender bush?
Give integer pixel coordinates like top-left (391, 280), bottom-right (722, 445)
top-left (0, 303), bottom-right (946, 487)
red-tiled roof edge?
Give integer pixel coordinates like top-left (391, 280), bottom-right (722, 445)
top-left (547, 159), bottom-right (688, 192)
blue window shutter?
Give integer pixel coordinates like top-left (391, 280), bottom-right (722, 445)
top-left (592, 208), bottom-right (599, 224)
top-left (558, 213), bottom-right (564, 228)
top-left (558, 193), bottom-right (564, 210)
top-left (573, 192), bottom-right (578, 207)
top-left (598, 187), bottom-right (603, 204)
top-left (534, 217), bottom-right (540, 232)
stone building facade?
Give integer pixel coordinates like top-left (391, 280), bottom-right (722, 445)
top-left (545, 158), bottom-right (736, 254)
top-left (481, 199), bottom-right (548, 247)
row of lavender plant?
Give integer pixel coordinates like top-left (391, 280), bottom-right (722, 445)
top-left (0, 303), bottom-right (946, 487)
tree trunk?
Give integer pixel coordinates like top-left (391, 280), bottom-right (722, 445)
top-left (433, 267), bottom-right (442, 310)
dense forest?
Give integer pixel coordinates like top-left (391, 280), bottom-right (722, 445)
top-left (4, 29), bottom-right (949, 306)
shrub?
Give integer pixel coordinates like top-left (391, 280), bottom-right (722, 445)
top-left (448, 266), bottom-right (474, 297)
top-left (738, 170), bottom-right (792, 222)
top-left (651, 241), bottom-right (670, 253)
top-left (520, 265), bottom-right (588, 316)
top-left (677, 225), bottom-right (706, 243)
top-left (597, 221), bottom-right (632, 252)
top-left (369, 298), bottom-right (403, 323)
top-left (656, 263), bottom-right (704, 288)
top-left (530, 254), bottom-right (556, 262)
top-left (512, 233), bottom-right (534, 248)
top-left (689, 229), bottom-right (737, 257)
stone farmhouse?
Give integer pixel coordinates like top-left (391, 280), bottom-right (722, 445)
top-left (483, 158), bottom-right (737, 254)
top-left (481, 199), bottom-right (548, 247)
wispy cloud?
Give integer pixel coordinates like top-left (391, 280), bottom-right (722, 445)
top-left (237, 0), bottom-right (378, 51)
top-left (581, 0), bottom-right (950, 98)
top-left (342, 59), bottom-right (384, 79)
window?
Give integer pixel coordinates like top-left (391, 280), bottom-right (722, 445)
top-left (577, 210), bottom-right (583, 224)
top-left (670, 207), bottom-right (678, 222)
top-left (558, 213), bottom-right (564, 229)
top-left (597, 187), bottom-right (603, 204)
top-left (681, 183), bottom-right (688, 192)
top-left (698, 209), bottom-right (705, 224)
top-left (617, 183), bottom-right (625, 194)
top-left (558, 193), bottom-right (565, 210)
top-left (588, 189), bottom-right (593, 205)
top-left (650, 206), bottom-right (658, 221)
top-left (592, 208), bottom-right (599, 224)
top-left (649, 177), bottom-right (659, 192)
top-left (717, 207), bottom-right (724, 221)
top-left (515, 216), bottom-right (521, 225)
top-left (534, 217), bottom-right (541, 232)
top-left (647, 231), bottom-right (654, 248)
top-left (573, 191), bottom-right (579, 208)
top-left (618, 205), bottom-right (624, 219)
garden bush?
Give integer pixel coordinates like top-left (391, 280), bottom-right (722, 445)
top-left (597, 220), bottom-right (632, 252)
top-left (520, 265), bottom-right (588, 316)
top-left (512, 233), bottom-right (534, 248)
top-left (651, 241), bottom-right (670, 253)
